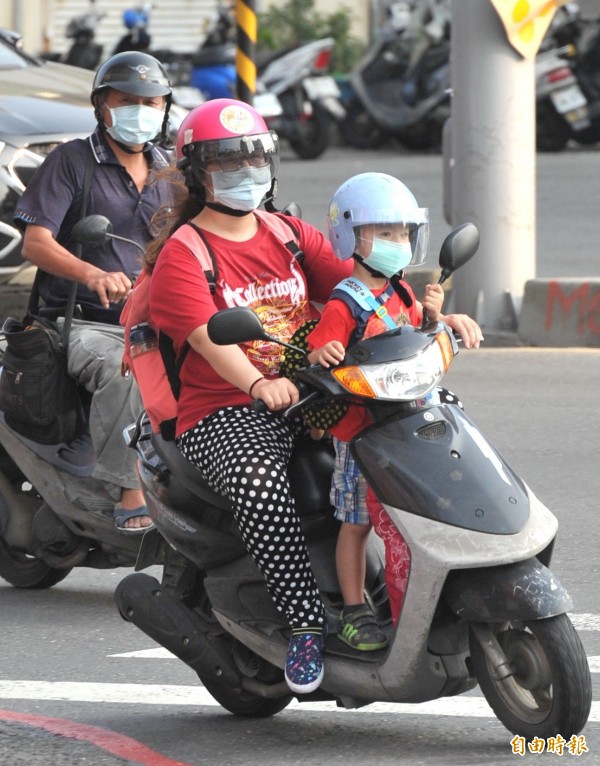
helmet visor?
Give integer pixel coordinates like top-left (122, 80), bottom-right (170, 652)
top-left (184, 132), bottom-right (280, 174)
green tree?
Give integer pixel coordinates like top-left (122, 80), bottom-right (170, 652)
top-left (257, 0), bottom-right (364, 75)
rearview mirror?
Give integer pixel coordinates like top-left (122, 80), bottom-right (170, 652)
top-left (438, 222), bottom-right (480, 284)
top-left (207, 307), bottom-right (272, 346)
top-left (71, 215), bottom-right (113, 246)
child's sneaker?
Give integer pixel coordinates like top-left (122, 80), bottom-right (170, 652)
top-left (338, 604), bottom-right (388, 651)
top-left (285, 629), bottom-right (325, 694)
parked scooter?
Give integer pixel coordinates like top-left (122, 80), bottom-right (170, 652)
top-left (339, 0), bottom-right (451, 151)
top-left (0, 226), bottom-right (162, 590)
top-left (188, 2), bottom-right (238, 100)
top-left (115, 223), bottom-right (591, 737)
top-left (41, 6), bottom-right (105, 70)
top-left (536, 3), bottom-right (600, 151)
top-left (257, 37), bottom-right (345, 160)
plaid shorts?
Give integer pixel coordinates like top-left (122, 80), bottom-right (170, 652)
top-left (330, 438), bottom-right (370, 526)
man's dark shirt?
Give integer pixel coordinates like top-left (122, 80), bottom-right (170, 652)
top-left (13, 127), bottom-right (172, 324)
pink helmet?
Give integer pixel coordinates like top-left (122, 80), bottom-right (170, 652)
top-left (175, 98), bottom-right (279, 182)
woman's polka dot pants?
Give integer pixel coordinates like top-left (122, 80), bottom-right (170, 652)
top-left (178, 407), bottom-right (325, 630)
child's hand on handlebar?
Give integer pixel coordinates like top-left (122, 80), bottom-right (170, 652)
top-left (308, 340), bottom-right (345, 368)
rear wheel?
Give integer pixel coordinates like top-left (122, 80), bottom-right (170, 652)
top-left (199, 638), bottom-right (292, 717)
top-left (470, 614), bottom-right (591, 739)
top-left (536, 100), bottom-right (571, 152)
top-left (288, 100), bottom-right (331, 160)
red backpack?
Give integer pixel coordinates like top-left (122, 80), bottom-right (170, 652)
top-left (120, 211), bottom-right (302, 439)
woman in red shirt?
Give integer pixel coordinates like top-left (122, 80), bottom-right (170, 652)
top-left (147, 99), bottom-right (350, 695)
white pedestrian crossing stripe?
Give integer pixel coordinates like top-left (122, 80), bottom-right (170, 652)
top-left (0, 680), bottom-right (598, 721)
top-left (1, 613), bottom-right (596, 721)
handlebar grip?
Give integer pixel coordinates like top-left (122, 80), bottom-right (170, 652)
top-left (251, 398), bottom-right (268, 414)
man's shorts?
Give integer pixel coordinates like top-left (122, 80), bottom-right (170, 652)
top-left (330, 437), bottom-right (370, 526)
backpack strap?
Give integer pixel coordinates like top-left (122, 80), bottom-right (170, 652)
top-left (255, 209), bottom-right (304, 265)
top-left (331, 277), bottom-right (397, 345)
top-left (161, 211), bottom-right (303, 404)
top-left (170, 222), bottom-right (218, 294)
top-left (333, 277), bottom-right (397, 331)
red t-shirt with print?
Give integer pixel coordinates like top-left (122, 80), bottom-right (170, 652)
top-left (150, 213), bottom-right (351, 436)
top-left (306, 283), bottom-right (422, 441)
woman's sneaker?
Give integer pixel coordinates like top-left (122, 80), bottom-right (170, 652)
top-left (338, 604), bottom-right (388, 651)
top-left (285, 629), bottom-right (325, 694)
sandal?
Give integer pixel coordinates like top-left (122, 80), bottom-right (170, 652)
top-left (113, 504), bottom-right (154, 534)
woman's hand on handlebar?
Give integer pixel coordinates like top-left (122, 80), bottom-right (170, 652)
top-left (251, 377), bottom-right (300, 411)
top-left (440, 313), bottom-right (484, 349)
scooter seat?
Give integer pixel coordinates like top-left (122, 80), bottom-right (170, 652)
top-left (149, 430), bottom-right (335, 520)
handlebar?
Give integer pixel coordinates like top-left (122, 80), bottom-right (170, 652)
top-left (251, 381), bottom-right (318, 417)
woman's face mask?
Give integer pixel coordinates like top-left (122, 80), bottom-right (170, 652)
top-left (209, 165), bottom-right (272, 211)
top-left (105, 104), bottom-right (165, 146)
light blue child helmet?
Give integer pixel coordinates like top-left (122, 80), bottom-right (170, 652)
top-left (326, 172), bottom-right (430, 265)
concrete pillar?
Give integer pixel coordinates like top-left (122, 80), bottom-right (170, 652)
top-left (449, 0), bottom-right (536, 332)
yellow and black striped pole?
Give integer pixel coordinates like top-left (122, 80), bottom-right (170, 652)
top-left (235, 0), bottom-right (257, 105)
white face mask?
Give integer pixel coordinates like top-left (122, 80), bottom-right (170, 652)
top-left (210, 165), bottom-right (272, 211)
top-left (106, 104), bottom-right (165, 146)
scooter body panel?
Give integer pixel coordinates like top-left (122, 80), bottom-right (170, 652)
top-left (353, 404), bottom-right (530, 535)
top-left (0, 414), bottom-right (143, 565)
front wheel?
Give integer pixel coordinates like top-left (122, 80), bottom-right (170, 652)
top-left (0, 537), bottom-right (72, 588)
top-left (0, 473), bottom-right (72, 588)
top-left (470, 614), bottom-right (591, 739)
top-left (338, 97), bottom-right (388, 149)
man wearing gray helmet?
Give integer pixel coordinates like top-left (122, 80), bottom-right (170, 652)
top-left (13, 51), bottom-right (177, 532)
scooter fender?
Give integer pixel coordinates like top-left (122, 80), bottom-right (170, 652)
top-left (444, 557), bottom-right (573, 622)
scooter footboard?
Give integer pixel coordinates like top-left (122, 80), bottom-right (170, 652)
top-left (444, 557), bottom-right (573, 622)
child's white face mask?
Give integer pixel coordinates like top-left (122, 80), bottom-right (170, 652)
top-left (361, 238), bottom-right (413, 277)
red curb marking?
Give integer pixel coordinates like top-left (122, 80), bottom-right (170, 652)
top-left (0, 709), bottom-right (194, 766)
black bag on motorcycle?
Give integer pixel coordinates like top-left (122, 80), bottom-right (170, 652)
top-left (0, 144), bottom-right (94, 446)
top-left (0, 315), bottom-right (85, 445)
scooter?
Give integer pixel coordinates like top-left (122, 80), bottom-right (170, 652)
top-left (0, 225), bottom-right (163, 590)
top-left (535, 3), bottom-right (600, 152)
top-left (115, 223), bottom-right (591, 738)
top-left (339, 0), bottom-right (451, 151)
top-left (257, 37), bottom-right (345, 160)
top-left (41, 5), bottom-right (105, 71)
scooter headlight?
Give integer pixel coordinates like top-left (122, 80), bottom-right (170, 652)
top-left (332, 330), bottom-right (455, 401)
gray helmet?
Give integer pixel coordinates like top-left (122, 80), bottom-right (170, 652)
top-left (92, 51), bottom-right (171, 99)
top-left (91, 51), bottom-right (172, 145)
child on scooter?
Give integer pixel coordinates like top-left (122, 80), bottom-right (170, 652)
top-left (306, 172), bottom-right (482, 651)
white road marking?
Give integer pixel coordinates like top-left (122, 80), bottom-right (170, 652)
top-left (571, 613), bottom-right (600, 631)
top-left (0, 681), bottom-right (597, 721)
top-left (109, 649), bottom-right (600, 673)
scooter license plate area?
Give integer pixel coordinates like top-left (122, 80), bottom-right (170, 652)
top-left (303, 76), bottom-right (341, 100)
top-left (352, 405), bottom-right (530, 535)
top-left (254, 91), bottom-right (283, 118)
top-left (550, 84), bottom-right (589, 119)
